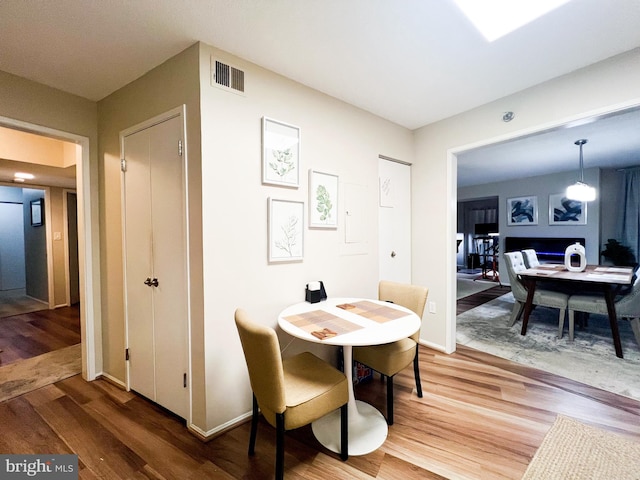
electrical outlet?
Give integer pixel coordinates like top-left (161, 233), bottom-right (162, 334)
top-left (429, 301), bottom-right (436, 314)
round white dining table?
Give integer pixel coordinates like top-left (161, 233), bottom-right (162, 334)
top-left (278, 297), bottom-right (421, 455)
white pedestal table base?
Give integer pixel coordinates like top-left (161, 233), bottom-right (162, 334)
top-left (312, 400), bottom-right (388, 456)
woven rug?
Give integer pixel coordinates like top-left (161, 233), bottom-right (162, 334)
top-left (0, 344), bottom-right (81, 403)
top-left (523, 415), bottom-right (640, 479)
top-left (457, 277), bottom-right (497, 299)
top-left (457, 292), bottom-right (640, 401)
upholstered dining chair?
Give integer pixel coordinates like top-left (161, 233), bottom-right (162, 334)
top-left (352, 280), bottom-right (428, 425)
top-left (503, 251), bottom-right (570, 338)
top-left (522, 249), bottom-right (540, 269)
top-left (235, 309), bottom-right (349, 479)
top-left (567, 276), bottom-right (640, 344)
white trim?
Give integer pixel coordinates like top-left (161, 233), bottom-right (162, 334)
top-left (0, 114), bottom-right (101, 381)
top-left (188, 411), bottom-right (253, 440)
top-left (447, 99), bottom-right (640, 356)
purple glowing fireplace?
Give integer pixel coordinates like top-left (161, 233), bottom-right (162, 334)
top-left (504, 237), bottom-right (585, 263)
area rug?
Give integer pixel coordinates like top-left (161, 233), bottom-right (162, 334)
top-left (522, 415), bottom-right (640, 479)
top-left (457, 277), bottom-right (497, 299)
top-left (0, 289), bottom-right (47, 318)
top-left (0, 344), bottom-right (81, 403)
top-left (456, 293), bottom-right (640, 401)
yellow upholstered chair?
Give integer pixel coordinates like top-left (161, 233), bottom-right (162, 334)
top-left (235, 308), bottom-right (349, 479)
top-left (352, 280), bottom-right (428, 425)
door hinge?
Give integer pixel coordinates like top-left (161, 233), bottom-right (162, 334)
top-left (125, 348), bottom-right (130, 361)
top-left (183, 373), bottom-right (187, 388)
top-left (121, 158), bottom-right (127, 172)
top-left (178, 140), bottom-right (183, 157)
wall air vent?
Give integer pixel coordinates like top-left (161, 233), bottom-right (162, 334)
top-left (212, 58), bottom-right (245, 94)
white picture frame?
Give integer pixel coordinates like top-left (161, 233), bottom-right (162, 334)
top-left (507, 195), bottom-right (538, 225)
top-left (549, 193), bottom-right (587, 225)
top-left (262, 117), bottom-right (300, 187)
top-left (309, 170), bottom-right (338, 229)
top-left (268, 198), bottom-right (304, 263)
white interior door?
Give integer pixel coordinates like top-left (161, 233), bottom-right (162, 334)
top-left (123, 112), bottom-right (188, 419)
top-left (378, 157), bottom-right (411, 283)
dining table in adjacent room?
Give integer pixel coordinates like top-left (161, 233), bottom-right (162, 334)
top-left (518, 264), bottom-right (635, 358)
top-left (278, 297), bottom-right (421, 455)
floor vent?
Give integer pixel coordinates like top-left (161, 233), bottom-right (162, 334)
top-left (212, 58), bottom-right (245, 94)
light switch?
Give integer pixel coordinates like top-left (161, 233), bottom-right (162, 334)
top-left (54, 232), bottom-right (62, 241)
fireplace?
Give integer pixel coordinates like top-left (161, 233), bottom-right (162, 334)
top-left (504, 237), bottom-right (585, 263)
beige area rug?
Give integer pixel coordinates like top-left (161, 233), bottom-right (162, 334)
top-left (0, 289), bottom-right (48, 318)
top-left (523, 415), bottom-right (640, 479)
top-left (456, 277), bottom-right (497, 299)
top-left (0, 344), bottom-right (82, 403)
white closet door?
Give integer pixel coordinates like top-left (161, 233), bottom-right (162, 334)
top-left (123, 113), bottom-right (188, 419)
top-left (378, 157), bottom-right (412, 283)
top-left (148, 115), bottom-right (189, 419)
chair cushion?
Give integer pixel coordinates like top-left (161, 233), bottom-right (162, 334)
top-left (353, 337), bottom-right (417, 377)
top-left (259, 352), bottom-right (348, 430)
top-left (533, 288), bottom-right (569, 309)
top-left (568, 293), bottom-right (608, 315)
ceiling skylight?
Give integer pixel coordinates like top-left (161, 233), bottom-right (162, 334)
top-left (452, 0), bottom-right (572, 42)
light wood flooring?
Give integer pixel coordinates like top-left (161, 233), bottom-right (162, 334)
top-left (2, 344), bottom-right (639, 479)
top-left (2, 291), bottom-right (639, 478)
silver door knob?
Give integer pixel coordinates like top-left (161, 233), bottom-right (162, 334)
top-left (390, 251), bottom-right (396, 258)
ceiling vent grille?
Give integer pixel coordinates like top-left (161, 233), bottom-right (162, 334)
top-left (212, 59), bottom-right (245, 94)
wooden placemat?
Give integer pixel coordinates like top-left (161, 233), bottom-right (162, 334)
top-left (336, 300), bottom-right (407, 323)
top-left (283, 310), bottom-right (363, 340)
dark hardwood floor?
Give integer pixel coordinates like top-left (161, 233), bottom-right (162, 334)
top-left (0, 305), bottom-right (81, 365)
top-left (2, 292), bottom-right (638, 478)
top-left (457, 284), bottom-right (509, 315)
top-left (2, 343), bottom-right (639, 478)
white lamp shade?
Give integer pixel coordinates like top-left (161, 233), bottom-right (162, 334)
top-left (566, 182), bottom-right (596, 202)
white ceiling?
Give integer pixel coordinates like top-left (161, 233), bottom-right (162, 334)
top-left (0, 0), bottom-right (639, 186)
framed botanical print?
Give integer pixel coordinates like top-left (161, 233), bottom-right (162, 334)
top-left (268, 198), bottom-right (304, 263)
top-left (507, 196), bottom-right (538, 225)
top-left (309, 170), bottom-right (338, 229)
top-left (262, 117), bottom-right (300, 187)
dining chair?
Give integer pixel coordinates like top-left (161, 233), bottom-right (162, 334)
top-left (503, 251), bottom-right (570, 338)
top-left (352, 280), bottom-right (428, 425)
top-left (522, 249), bottom-right (540, 268)
top-left (567, 276), bottom-right (640, 344)
top-left (235, 308), bottom-right (349, 479)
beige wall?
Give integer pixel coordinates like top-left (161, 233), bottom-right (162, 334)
top-left (96, 43), bottom-right (205, 426)
top-left (413, 48), bottom-right (640, 352)
top-left (0, 126), bottom-right (77, 167)
top-left (198, 43), bottom-right (413, 433)
top-left (49, 186), bottom-right (73, 306)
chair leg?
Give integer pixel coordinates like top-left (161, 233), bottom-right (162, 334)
top-left (568, 310), bottom-right (575, 342)
top-left (509, 301), bottom-right (525, 326)
top-left (386, 375), bottom-right (394, 425)
top-left (413, 346), bottom-right (423, 398)
top-left (249, 394), bottom-right (259, 456)
top-left (340, 403), bottom-right (348, 461)
top-left (275, 413), bottom-right (285, 480)
top-left (557, 308), bottom-right (566, 339)
top-left (630, 318), bottom-right (640, 347)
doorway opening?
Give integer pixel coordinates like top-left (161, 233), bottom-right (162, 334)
top-left (0, 115), bottom-right (100, 381)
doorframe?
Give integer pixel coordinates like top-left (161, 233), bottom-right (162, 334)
top-left (0, 115), bottom-right (101, 380)
top-left (446, 99), bottom-right (640, 354)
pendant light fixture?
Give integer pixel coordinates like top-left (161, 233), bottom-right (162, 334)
top-left (566, 139), bottom-right (596, 202)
